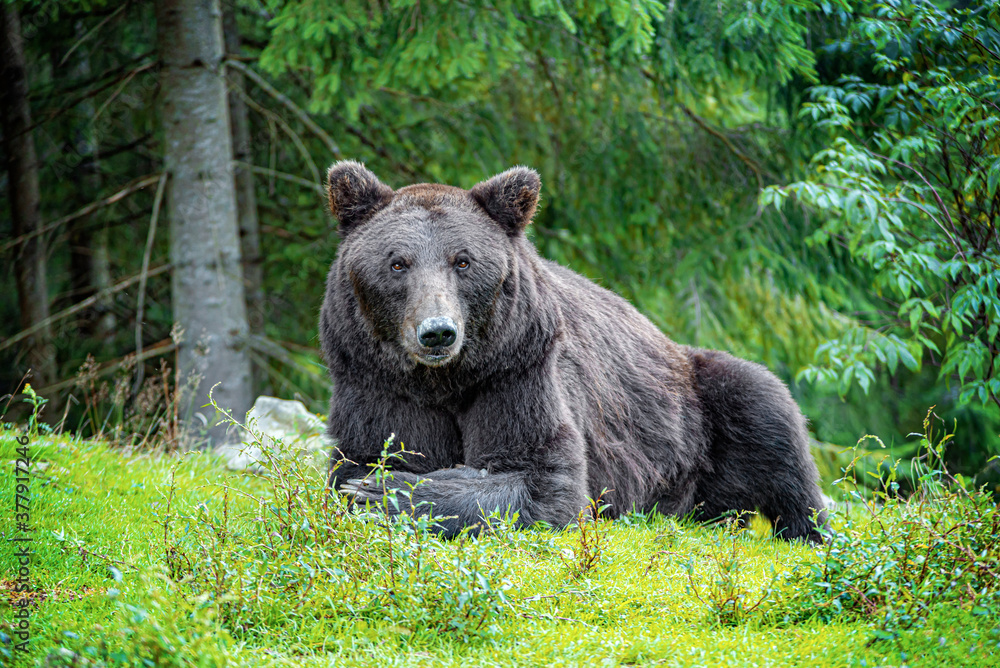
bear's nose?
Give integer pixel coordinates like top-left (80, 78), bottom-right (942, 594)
top-left (417, 317), bottom-right (458, 348)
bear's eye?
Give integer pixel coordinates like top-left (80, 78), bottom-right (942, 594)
top-left (455, 259), bottom-right (470, 270)
top-left (391, 261), bottom-right (406, 272)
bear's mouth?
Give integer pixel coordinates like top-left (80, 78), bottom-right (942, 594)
top-left (413, 350), bottom-right (457, 367)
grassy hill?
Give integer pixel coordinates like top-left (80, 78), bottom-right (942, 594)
top-left (1, 420), bottom-right (998, 667)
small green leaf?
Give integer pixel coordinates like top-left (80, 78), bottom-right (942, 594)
top-left (898, 347), bottom-right (919, 372)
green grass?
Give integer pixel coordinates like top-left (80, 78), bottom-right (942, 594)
top-left (1, 428), bottom-right (998, 668)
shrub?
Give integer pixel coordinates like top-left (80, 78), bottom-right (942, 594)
top-left (787, 409), bottom-right (1000, 641)
top-left (157, 408), bottom-right (513, 644)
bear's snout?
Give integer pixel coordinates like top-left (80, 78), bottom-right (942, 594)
top-left (418, 317), bottom-right (458, 348)
top-left (404, 305), bottom-right (464, 366)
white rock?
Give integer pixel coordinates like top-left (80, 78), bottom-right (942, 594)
top-left (215, 396), bottom-right (329, 472)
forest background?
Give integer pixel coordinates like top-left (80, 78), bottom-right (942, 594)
top-left (1, 0), bottom-right (998, 491)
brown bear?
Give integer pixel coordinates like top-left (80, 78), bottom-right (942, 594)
top-left (321, 161), bottom-right (828, 542)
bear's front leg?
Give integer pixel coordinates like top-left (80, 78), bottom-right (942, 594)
top-left (341, 360), bottom-right (590, 536)
top-left (340, 465), bottom-right (487, 499)
top-left (340, 468), bottom-right (530, 536)
top-left (341, 452), bottom-right (585, 537)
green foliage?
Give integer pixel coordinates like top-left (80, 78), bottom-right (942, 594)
top-left (788, 409), bottom-right (1000, 642)
top-left (560, 491), bottom-right (611, 578)
top-left (681, 517), bottom-right (785, 626)
top-left (19, 383), bottom-right (51, 438)
top-left (259, 0), bottom-right (667, 116)
top-left (761, 1), bottom-right (1000, 415)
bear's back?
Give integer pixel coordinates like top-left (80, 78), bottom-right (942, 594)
top-left (538, 256), bottom-right (687, 371)
top-left (532, 256), bottom-right (705, 507)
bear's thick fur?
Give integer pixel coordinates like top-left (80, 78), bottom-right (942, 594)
top-left (321, 161), bottom-right (828, 542)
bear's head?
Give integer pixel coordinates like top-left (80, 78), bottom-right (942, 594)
top-left (327, 160), bottom-right (540, 368)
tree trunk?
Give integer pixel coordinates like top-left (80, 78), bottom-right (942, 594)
top-left (67, 21), bottom-right (115, 349)
top-left (222, 0), bottom-right (266, 393)
top-left (155, 0), bottom-right (252, 444)
top-left (90, 220), bottom-right (115, 347)
top-left (1, 3), bottom-right (57, 398)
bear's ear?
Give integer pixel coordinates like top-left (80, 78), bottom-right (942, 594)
top-left (326, 160), bottom-right (394, 234)
top-left (469, 166), bottom-right (541, 235)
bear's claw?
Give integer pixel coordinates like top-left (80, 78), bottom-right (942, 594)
top-left (339, 478), bottom-right (383, 502)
